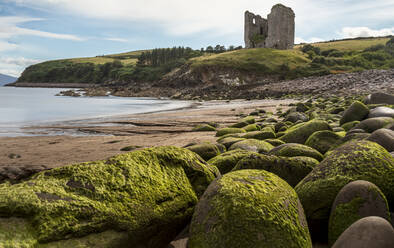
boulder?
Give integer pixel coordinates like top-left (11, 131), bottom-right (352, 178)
top-left (233, 153), bottom-right (318, 187)
top-left (188, 170), bottom-right (312, 248)
top-left (264, 139), bottom-right (286, 147)
top-left (268, 143), bottom-right (323, 161)
top-left (296, 102), bottom-right (310, 112)
top-left (279, 120), bottom-right (332, 144)
top-left (364, 92), bottom-right (394, 105)
top-left (230, 121), bottom-right (249, 128)
top-left (192, 124), bottom-right (216, 132)
top-left (217, 137), bottom-right (245, 149)
top-left (328, 180), bottom-right (390, 245)
top-left (353, 117), bottom-right (394, 133)
top-left (368, 106), bottom-right (394, 118)
top-left (366, 128), bottom-right (394, 152)
top-left (284, 112), bottom-right (309, 123)
top-left (243, 124), bottom-right (260, 132)
top-left (187, 143), bottom-right (222, 161)
top-left (341, 121), bottom-right (360, 131)
top-left (295, 140), bottom-right (394, 242)
top-left (242, 131), bottom-right (276, 140)
top-left (215, 128), bottom-right (246, 137)
top-left (241, 116), bottom-right (255, 124)
top-left (305, 130), bottom-right (344, 154)
top-left (340, 133), bottom-right (370, 143)
top-left (229, 139), bottom-right (274, 153)
top-left (0, 146), bottom-right (217, 247)
top-left (332, 216), bottom-right (394, 248)
top-left (339, 101), bottom-right (369, 126)
top-left (207, 149), bottom-right (258, 174)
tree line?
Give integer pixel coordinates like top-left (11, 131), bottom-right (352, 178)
top-left (137, 45), bottom-right (243, 67)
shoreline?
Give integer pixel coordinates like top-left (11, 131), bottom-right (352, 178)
top-left (0, 98), bottom-right (294, 173)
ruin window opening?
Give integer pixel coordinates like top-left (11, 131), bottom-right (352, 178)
top-left (252, 18), bottom-right (256, 25)
top-left (260, 27), bottom-right (264, 35)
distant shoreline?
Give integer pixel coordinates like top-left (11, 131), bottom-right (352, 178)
top-left (5, 82), bottom-right (97, 88)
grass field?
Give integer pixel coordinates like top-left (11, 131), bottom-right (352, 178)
top-left (69, 57), bottom-right (137, 65)
top-left (191, 48), bottom-right (310, 72)
top-left (295, 37), bottom-right (390, 51)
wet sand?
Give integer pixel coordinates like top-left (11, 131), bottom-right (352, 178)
top-left (0, 99), bottom-right (294, 170)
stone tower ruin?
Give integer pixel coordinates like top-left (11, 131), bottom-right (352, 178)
top-left (244, 4), bottom-right (295, 50)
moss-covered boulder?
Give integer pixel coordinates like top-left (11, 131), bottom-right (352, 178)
top-left (295, 140), bottom-right (394, 242)
top-left (0, 146), bottom-right (217, 247)
top-left (296, 102), bottom-right (310, 113)
top-left (207, 149), bottom-right (258, 174)
top-left (242, 130), bottom-right (276, 140)
top-left (216, 137), bottom-right (245, 149)
top-left (230, 121), bottom-right (249, 128)
top-left (233, 153), bottom-right (318, 187)
top-left (279, 120), bottom-right (332, 144)
top-left (353, 117), bottom-right (394, 133)
top-left (229, 139), bottom-right (274, 153)
top-left (242, 123), bottom-right (260, 132)
top-left (328, 180), bottom-right (390, 245)
top-left (215, 128), bottom-right (246, 137)
top-left (192, 124), bottom-right (216, 132)
top-left (284, 112), bottom-right (309, 123)
top-left (242, 116), bottom-right (256, 124)
top-left (187, 143), bottom-right (222, 161)
top-left (264, 139), bottom-right (286, 147)
top-left (341, 121), bottom-right (360, 131)
top-left (268, 143), bottom-right (324, 161)
top-left (339, 101), bottom-right (369, 125)
top-left (188, 169), bottom-right (312, 248)
top-left (305, 130), bottom-right (344, 154)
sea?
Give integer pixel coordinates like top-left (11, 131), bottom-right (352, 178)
top-left (0, 87), bottom-right (191, 136)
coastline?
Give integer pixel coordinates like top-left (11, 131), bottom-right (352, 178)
top-left (0, 98), bottom-right (294, 175)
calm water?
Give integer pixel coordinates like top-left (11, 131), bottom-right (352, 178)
top-left (0, 87), bottom-right (190, 136)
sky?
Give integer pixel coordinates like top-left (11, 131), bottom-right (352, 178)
top-left (0, 0), bottom-right (394, 77)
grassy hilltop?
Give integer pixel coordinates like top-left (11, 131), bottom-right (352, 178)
top-left (17, 36), bottom-right (394, 85)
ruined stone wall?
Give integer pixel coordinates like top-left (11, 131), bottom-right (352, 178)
top-left (265, 4), bottom-right (295, 49)
top-left (244, 11), bottom-right (268, 49)
top-left (244, 4), bottom-right (295, 50)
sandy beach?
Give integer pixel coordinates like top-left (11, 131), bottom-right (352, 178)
top-left (0, 99), bottom-right (293, 175)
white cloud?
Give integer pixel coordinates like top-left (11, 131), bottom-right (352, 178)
top-left (7, 0), bottom-right (394, 38)
top-left (0, 40), bottom-right (18, 52)
top-left (0, 16), bottom-right (83, 41)
top-left (295, 37), bottom-right (324, 44)
top-left (104, 37), bottom-right (129, 43)
top-left (340, 27), bottom-right (394, 38)
top-left (0, 56), bottom-right (41, 77)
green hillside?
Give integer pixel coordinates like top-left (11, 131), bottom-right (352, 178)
top-left (17, 36), bottom-right (394, 85)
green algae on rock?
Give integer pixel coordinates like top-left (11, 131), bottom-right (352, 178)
top-left (0, 146), bottom-right (217, 248)
top-left (295, 140), bottom-right (394, 241)
top-left (192, 124), bottom-right (216, 132)
top-left (279, 120), bottom-right (332, 144)
top-left (339, 101), bottom-right (369, 125)
top-left (353, 117), bottom-right (394, 133)
top-left (207, 149), bottom-right (258, 174)
top-left (328, 180), bottom-right (390, 245)
top-left (264, 138), bottom-right (286, 147)
top-left (305, 130), bottom-right (344, 154)
top-left (228, 139), bottom-right (274, 153)
top-left (233, 153), bottom-right (318, 187)
top-left (268, 143), bottom-right (324, 161)
top-left (215, 128), bottom-right (246, 137)
top-left (242, 123), bottom-right (260, 132)
top-left (188, 169), bottom-right (312, 248)
top-left (187, 143), bottom-right (222, 161)
top-left (216, 136), bottom-right (246, 149)
top-left (241, 130), bottom-right (276, 140)
top-left (341, 120), bottom-right (360, 131)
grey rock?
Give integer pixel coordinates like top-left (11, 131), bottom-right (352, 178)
top-left (284, 112), bottom-right (309, 123)
top-left (367, 128), bottom-right (394, 152)
top-left (328, 180), bottom-right (390, 245)
top-left (332, 216), bottom-right (394, 248)
top-left (364, 92), bottom-right (394, 105)
top-left (368, 106), bottom-right (394, 118)
top-left (354, 117), bottom-right (394, 133)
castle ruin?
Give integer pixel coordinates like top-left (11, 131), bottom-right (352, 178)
top-left (244, 4), bottom-right (295, 50)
